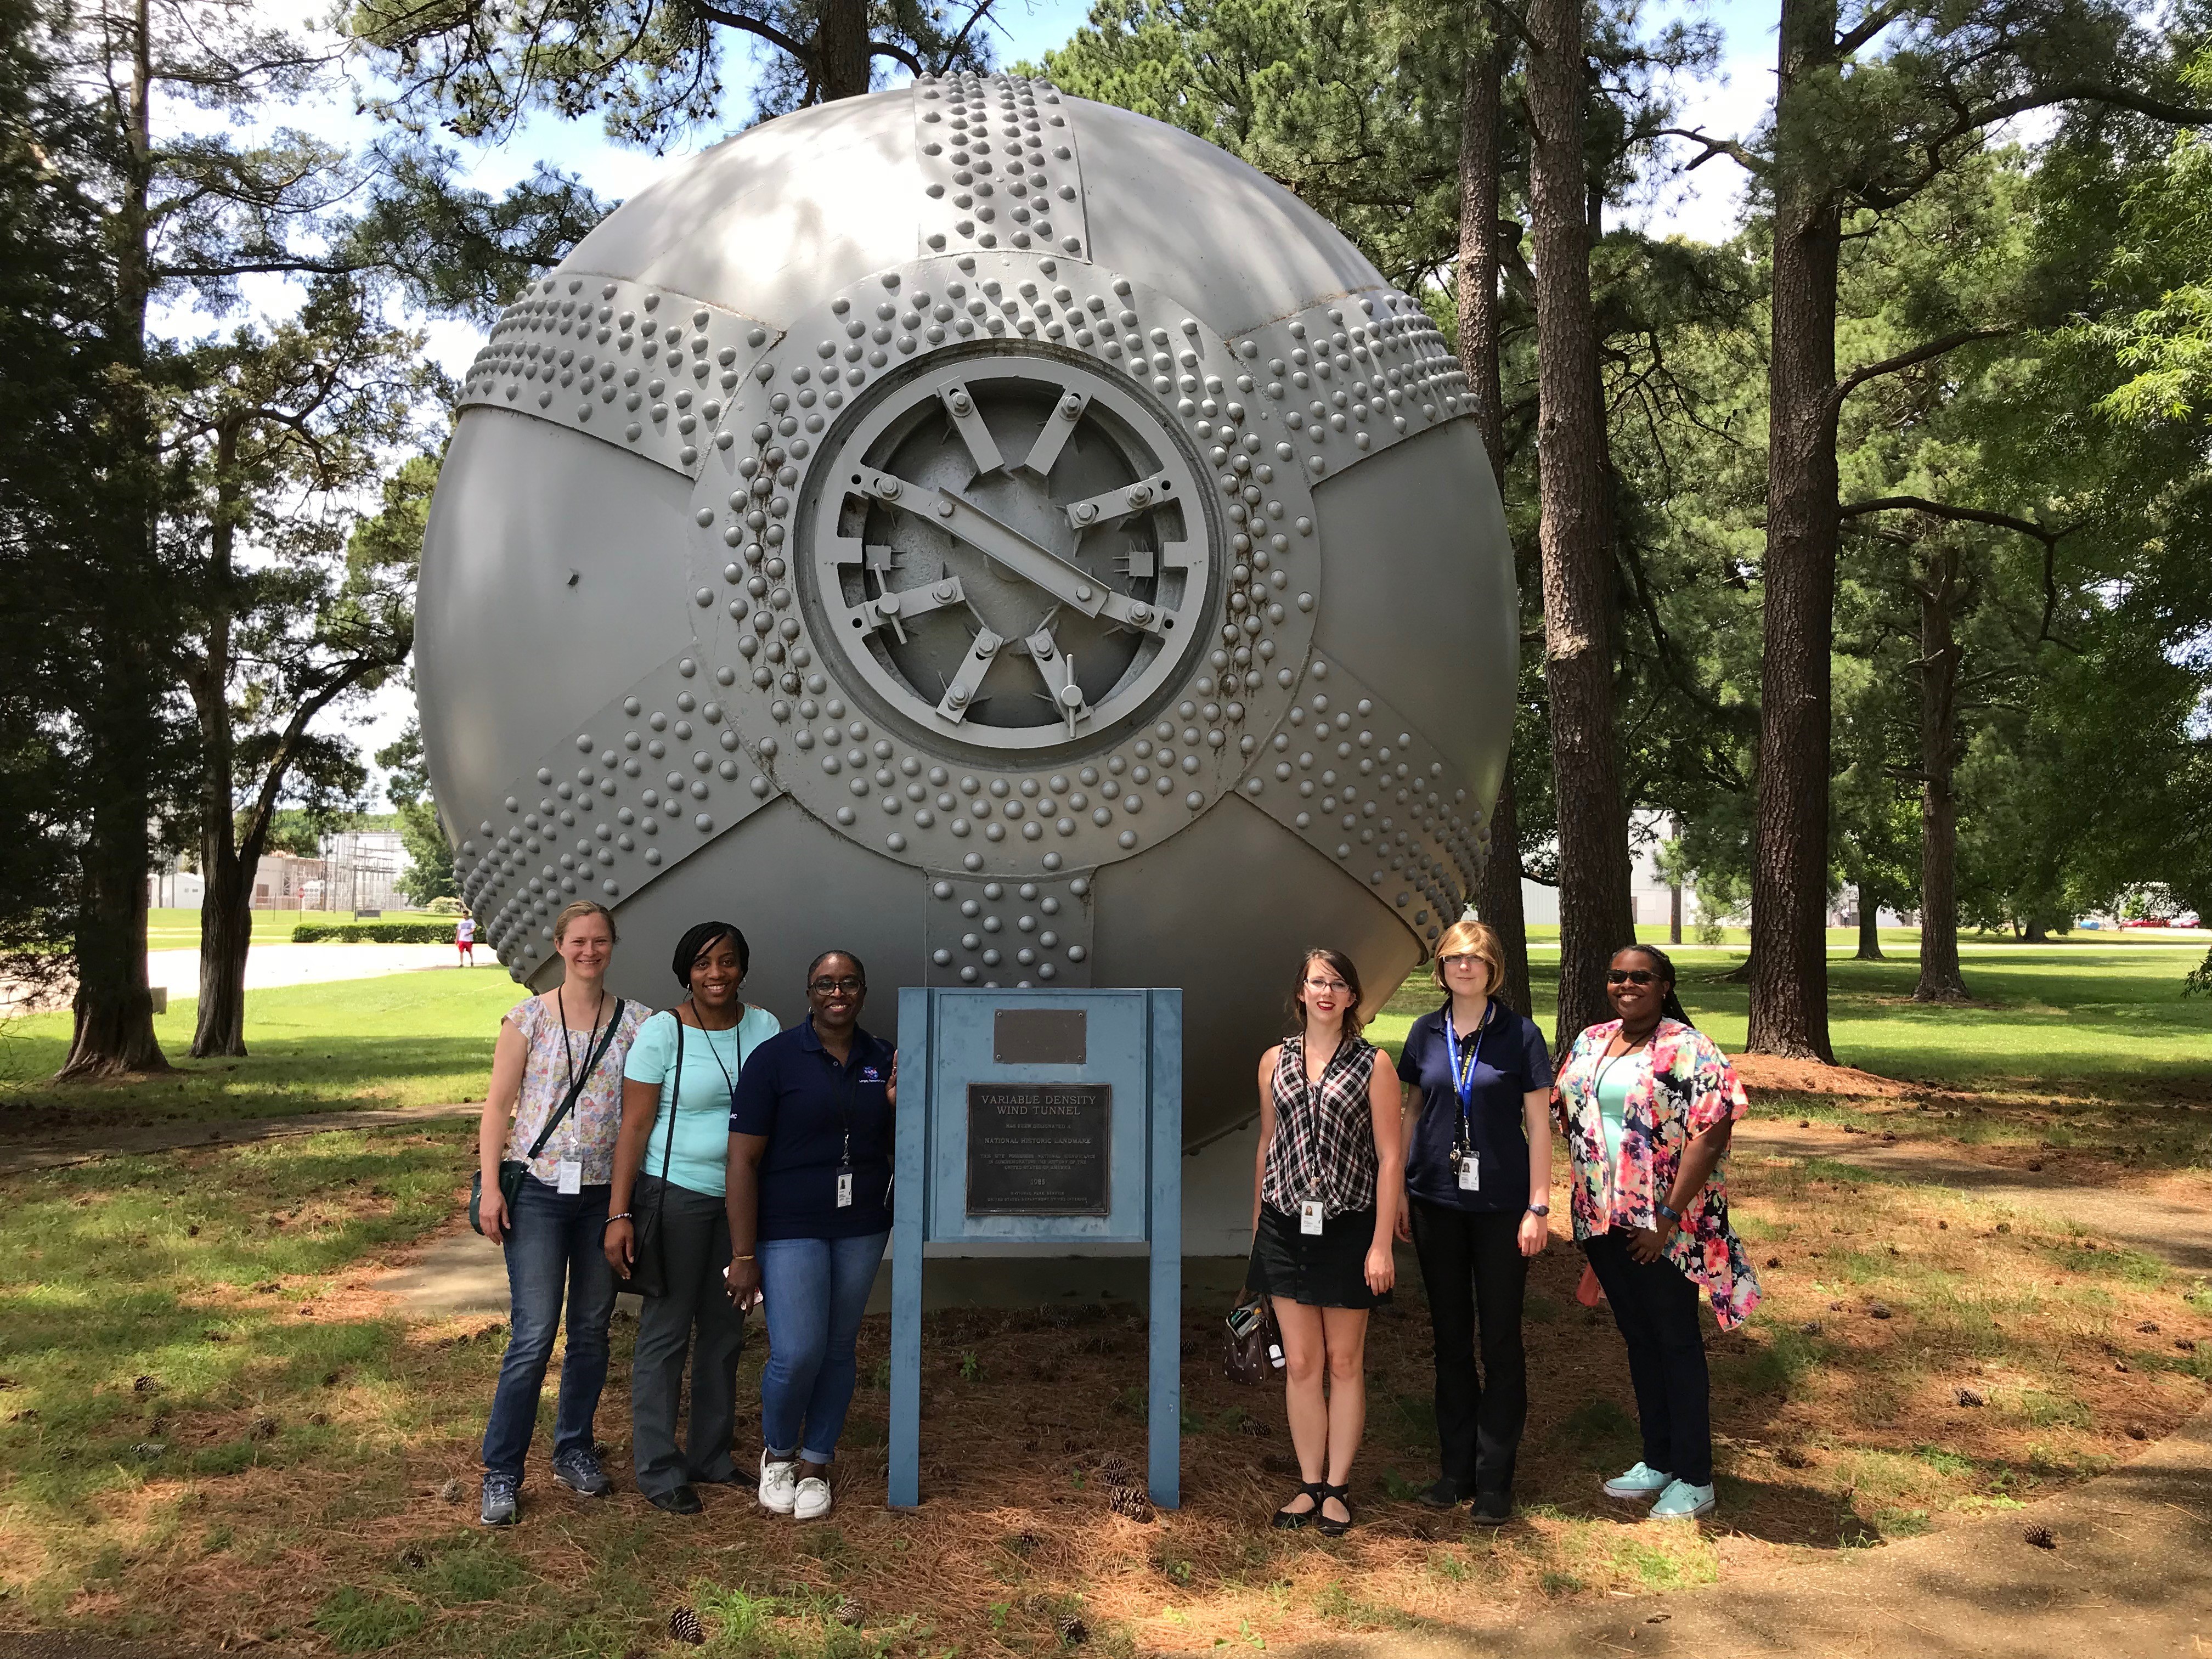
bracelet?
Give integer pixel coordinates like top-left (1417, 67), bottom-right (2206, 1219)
top-left (603, 1212), bottom-right (632, 1227)
top-left (1655, 1201), bottom-right (1681, 1224)
top-left (730, 1253), bottom-right (756, 1263)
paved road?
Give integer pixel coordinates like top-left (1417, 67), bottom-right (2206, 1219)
top-left (3, 943), bottom-right (481, 1016)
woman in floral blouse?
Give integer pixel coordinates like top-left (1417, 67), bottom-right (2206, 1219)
top-left (1552, 944), bottom-right (1758, 1522)
top-left (473, 900), bottom-right (650, 1526)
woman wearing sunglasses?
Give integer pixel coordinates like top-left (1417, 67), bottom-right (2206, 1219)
top-left (606, 921), bottom-right (780, 1515)
top-left (1392, 919), bottom-right (1553, 1524)
top-left (725, 950), bottom-right (896, 1523)
top-left (1247, 947), bottom-right (1404, 1536)
top-left (1552, 945), bottom-right (1759, 1521)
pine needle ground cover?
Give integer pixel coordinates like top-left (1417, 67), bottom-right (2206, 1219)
top-left (1, 1109), bottom-right (2205, 1655)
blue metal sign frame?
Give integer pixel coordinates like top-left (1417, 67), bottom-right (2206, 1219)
top-left (889, 986), bottom-right (1183, 1508)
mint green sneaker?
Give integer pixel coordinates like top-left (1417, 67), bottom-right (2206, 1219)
top-left (1601, 1462), bottom-right (1674, 1501)
top-left (1647, 1479), bottom-right (1717, 1520)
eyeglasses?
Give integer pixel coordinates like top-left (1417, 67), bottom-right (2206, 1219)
top-left (1303, 976), bottom-right (1350, 994)
top-left (1606, 969), bottom-right (1658, 986)
top-left (809, 976), bottom-right (864, 995)
top-left (1441, 953), bottom-right (1485, 969)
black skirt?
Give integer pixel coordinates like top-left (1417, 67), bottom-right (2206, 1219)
top-left (1248, 1203), bottom-right (1392, 1310)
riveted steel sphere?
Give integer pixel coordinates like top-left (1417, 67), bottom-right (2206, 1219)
top-left (417, 73), bottom-right (1515, 1146)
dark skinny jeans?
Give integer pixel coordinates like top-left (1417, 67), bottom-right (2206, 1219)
top-left (1408, 1200), bottom-right (1528, 1497)
top-left (1582, 1228), bottom-right (1713, 1486)
top-left (481, 1175), bottom-right (617, 1480)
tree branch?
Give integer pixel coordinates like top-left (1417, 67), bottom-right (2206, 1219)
top-left (1839, 494), bottom-right (2082, 652)
top-left (1831, 325), bottom-right (2012, 409)
top-left (869, 36), bottom-right (926, 74)
top-left (1656, 126), bottom-right (1767, 176)
top-left (1972, 83), bottom-right (2212, 132)
top-left (696, 4), bottom-right (815, 66)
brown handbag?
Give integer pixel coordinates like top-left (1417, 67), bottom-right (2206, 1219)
top-left (1224, 1291), bottom-right (1285, 1385)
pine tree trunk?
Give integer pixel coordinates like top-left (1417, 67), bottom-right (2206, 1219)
top-left (1913, 552), bottom-right (1970, 1002)
top-left (817, 0), bottom-right (871, 100)
top-left (1455, 20), bottom-right (1533, 1020)
top-left (62, 0), bottom-right (168, 1079)
top-left (1855, 883), bottom-right (1884, 960)
top-left (1746, 0), bottom-right (1842, 1061)
top-left (1528, 0), bottom-right (1635, 1054)
top-left (191, 425), bottom-right (253, 1057)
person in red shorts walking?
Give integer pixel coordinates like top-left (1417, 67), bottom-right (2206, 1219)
top-left (458, 913), bottom-right (477, 964)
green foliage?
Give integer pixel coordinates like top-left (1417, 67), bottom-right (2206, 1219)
top-left (289, 922), bottom-right (455, 943)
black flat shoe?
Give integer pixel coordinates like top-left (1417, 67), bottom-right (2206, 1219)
top-left (1417, 1477), bottom-right (1466, 1510)
top-left (1271, 1482), bottom-right (1322, 1530)
top-left (648, 1483), bottom-right (702, 1515)
top-left (1315, 1482), bottom-right (1354, 1537)
top-left (1468, 1491), bottom-right (1513, 1527)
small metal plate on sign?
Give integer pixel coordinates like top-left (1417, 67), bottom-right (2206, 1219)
top-left (966, 1082), bottom-right (1112, 1215)
top-left (993, 1007), bottom-right (1086, 1065)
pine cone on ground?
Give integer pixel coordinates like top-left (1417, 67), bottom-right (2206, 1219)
top-left (2023, 1525), bottom-right (2057, 1550)
top-left (668, 1606), bottom-right (706, 1645)
top-left (1098, 1454), bottom-right (1137, 1488)
top-left (1108, 1483), bottom-right (1154, 1523)
top-left (1056, 1613), bottom-right (1089, 1645)
top-left (833, 1597), bottom-right (862, 1628)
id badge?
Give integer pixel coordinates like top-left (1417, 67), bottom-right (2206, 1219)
top-left (1458, 1154), bottom-right (1480, 1192)
top-left (1299, 1198), bottom-right (1325, 1236)
top-left (556, 1159), bottom-right (583, 1195)
top-left (836, 1169), bottom-right (855, 1209)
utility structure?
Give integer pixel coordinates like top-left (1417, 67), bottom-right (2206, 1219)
top-left (417, 74), bottom-right (1516, 1146)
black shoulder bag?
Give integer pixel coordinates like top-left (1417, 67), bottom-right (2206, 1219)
top-left (470, 998), bottom-right (628, 1235)
top-left (625, 1016), bottom-right (685, 1299)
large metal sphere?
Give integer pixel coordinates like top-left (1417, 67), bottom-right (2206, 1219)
top-left (417, 74), bottom-right (1514, 1147)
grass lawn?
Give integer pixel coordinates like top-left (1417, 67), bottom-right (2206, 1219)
top-left (0, 1122), bottom-right (2205, 1656)
top-left (146, 910), bottom-right (458, 950)
top-left (0, 970), bottom-right (521, 1130)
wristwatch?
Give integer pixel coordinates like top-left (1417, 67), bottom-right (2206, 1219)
top-left (1525, 1203), bottom-right (1549, 1218)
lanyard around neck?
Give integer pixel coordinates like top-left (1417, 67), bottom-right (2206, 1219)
top-left (1442, 1000), bottom-right (1491, 1149)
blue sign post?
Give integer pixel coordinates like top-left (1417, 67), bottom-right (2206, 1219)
top-left (890, 987), bottom-right (1183, 1508)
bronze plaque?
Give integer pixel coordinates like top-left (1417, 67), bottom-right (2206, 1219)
top-left (966, 1082), bottom-right (1112, 1215)
top-left (992, 1007), bottom-right (1087, 1065)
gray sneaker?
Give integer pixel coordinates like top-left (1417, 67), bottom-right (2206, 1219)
top-left (552, 1448), bottom-right (611, 1497)
top-left (480, 1472), bottom-right (520, 1527)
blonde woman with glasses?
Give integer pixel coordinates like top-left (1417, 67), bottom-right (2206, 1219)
top-left (1392, 919), bottom-right (1554, 1524)
top-left (1247, 947), bottom-right (1404, 1536)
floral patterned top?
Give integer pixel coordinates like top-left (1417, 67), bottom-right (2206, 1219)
top-left (501, 993), bottom-right (651, 1186)
top-left (1552, 1018), bottom-right (1760, 1330)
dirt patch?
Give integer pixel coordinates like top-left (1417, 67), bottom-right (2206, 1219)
top-left (1732, 1054), bottom-right (1916, 1099)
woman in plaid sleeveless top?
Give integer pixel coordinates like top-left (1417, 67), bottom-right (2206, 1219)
top-left (1247, 947), bottom-right (1405, 1535)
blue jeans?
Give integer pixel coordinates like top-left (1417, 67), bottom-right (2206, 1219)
top-left (481, 1176), bottom-right (617, 1479)
top-left (758, 1231), bottom-right (889, 1464)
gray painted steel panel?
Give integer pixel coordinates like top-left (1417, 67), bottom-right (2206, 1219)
top-left (419, 74), bottom-right (1513, 1148)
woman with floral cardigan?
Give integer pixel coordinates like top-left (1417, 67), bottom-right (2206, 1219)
top-left (1552, 944), bottom-right (1759, 1522)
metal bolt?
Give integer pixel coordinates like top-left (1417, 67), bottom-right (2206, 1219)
top-left (878, 477), bottom-right (901, 499)
top-left (936, 499), bottom-right (955, 517)
top-left (1130, 604), bottom-right (1153, 625)
top-left (878, 591), bottom-right (901, 616)
top-left (949, 390), bottom-right (973, 416)
top-left (1058, 684), bottom-right (1084, 707)
top-left (948, 685), bottom-right (969, 705)
top-left (1060, 394), bottom-right (1082, 418)
top-left (1073, 503), bottom-right (1098, 524)
top-left (1075, 583), bottom-right (1093, 602)
top-left (935, 581), bottom-right (957, 601)
top-left (1126, 483), bottom-right (1152, 507)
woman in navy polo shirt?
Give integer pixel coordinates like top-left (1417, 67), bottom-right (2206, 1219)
top-left (724, 950), bottom-right (896, 1523)
top-left (1393, 918), bottom-right (1553, 1523)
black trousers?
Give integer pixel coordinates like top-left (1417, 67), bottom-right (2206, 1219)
top-left (1408, 1200), bottom-right (1528, 1497)
top-left (1582, 1228), bottom-right (1712, 1486)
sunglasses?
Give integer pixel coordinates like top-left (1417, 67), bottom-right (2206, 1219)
top-left (809, 976), bottom-right (864, 995)
top-left (1606, 969), bottom-right (1659, 986)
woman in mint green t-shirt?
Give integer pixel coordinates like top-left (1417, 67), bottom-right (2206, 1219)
top-left (605, 921), bottom-right (778, 1514)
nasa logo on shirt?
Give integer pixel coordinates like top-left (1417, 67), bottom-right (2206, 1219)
top-left (860, 1066), bottom-right (883, 1083)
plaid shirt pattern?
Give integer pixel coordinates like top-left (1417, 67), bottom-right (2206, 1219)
top-left (1262, 1032), bottom-right (1381, 1217)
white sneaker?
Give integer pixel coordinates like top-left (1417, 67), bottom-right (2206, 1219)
top-left (757, 1451), bottom-right (798, 1515)
top-left (793, 1474), bottom-right (832, 1521)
